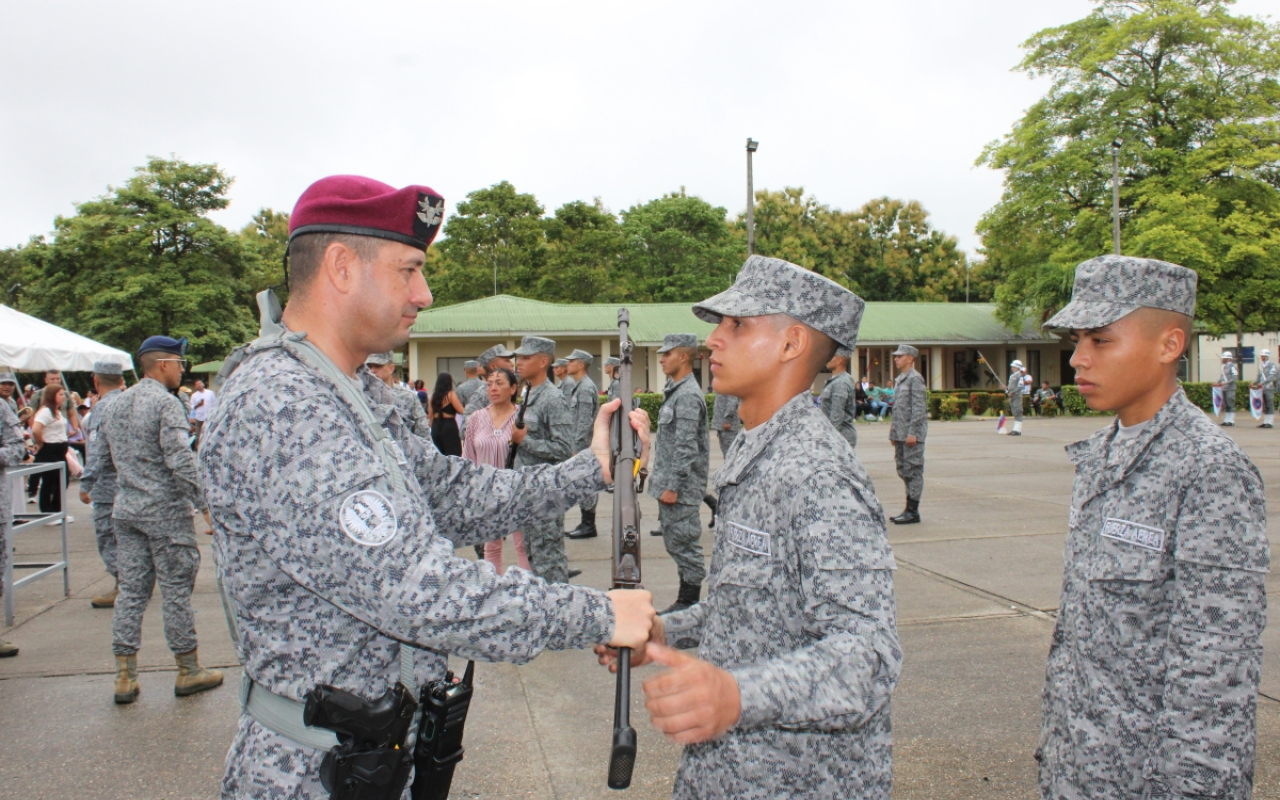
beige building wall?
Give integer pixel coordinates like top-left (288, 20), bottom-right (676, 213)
top-left (1198, 332), bottom-right (1280, 384)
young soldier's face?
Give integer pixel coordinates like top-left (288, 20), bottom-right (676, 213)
top-left (705, 315), bottom-right (785, 396)
top-left (1068, 310), bottom-right (1184, 413)
top-left (517, 354), bottom-right (548, 382)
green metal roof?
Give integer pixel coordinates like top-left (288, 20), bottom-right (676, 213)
top-left (410, 295), bottom-right (1054, 346)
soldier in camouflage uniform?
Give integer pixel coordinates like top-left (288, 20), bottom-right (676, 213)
top-left (365, 351), bottom-right (431, 439)
top-left (454, 360), bottom-right (484, 409)
top-left (710, 390), bottom-right (741, 457)
top-left (0, 378), bottom-right (30, 657)
top-left (0, 372), bottom-right (19, 415)
top-left (511, 335), bottom-right (576, 583)
top-left (200, 175), bottom-right (656, 799)
top-left (463, 344), bottom-right (515, 415)
top-left (97, 336), bottom-right (224, 704)
top-left (1038, 254), bottom-right (1269, 800)
top-left (565, 349), bottom-right (601, 540)
top-left (819, 347), bottom-right (857, 450)
top-left (552, 357), bottom-right (570, 390)
top-left (1252, 348), bottom-right (1277, 428)
top-left (603, 356), bottom-right (621, 403)
top-left (601, 255), bottom-right (899, 799)
top-left (1215, 350), bottom-right (1239, 426)
top-left (1006, 359), bottom-right (1026, 436)
top-left (649, 333), bottom-right (711, 613)
top-left (888, 344), bottom-right (928, 524)
top-left (78, 361), bottom-right (127, 609)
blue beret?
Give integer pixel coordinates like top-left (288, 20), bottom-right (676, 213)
top-left (138, 336), bottom-right (188, 357)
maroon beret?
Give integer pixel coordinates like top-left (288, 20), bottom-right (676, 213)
top-left (288, 175), bottom-right (445, 250)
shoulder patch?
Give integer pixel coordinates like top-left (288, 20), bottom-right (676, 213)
top-left (1100, 517), bottom-right (1165, 552)
top-left (340, 490), bottom-right (399, 547)
top-left (726, 521), bottom-right (772, 557)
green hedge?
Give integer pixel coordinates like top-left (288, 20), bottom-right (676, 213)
top-left (631, 392), bottom-right (720, 426)
top-left (1060, 385), bottom-right (1088, 415)
top-left (1180, 382), bottom-right (1249, 413)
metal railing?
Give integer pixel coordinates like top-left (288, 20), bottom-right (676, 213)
top-left (4, 462), bottom-right (70, 627)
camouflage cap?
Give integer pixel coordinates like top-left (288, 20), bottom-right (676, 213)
top-left (693, 255), bottom-right (864, 348)
top-left (657, 333), bottom-right (699, 354)
top-left (603, 356), bottom-right (621, 368)
top-left (0, 372), bottom-right (17, 386)
top-left (567, 349), bottom-right (594, 365)
top-left (464, 360), bottom-right (480, 370)
top-left (552, 358), bottom-right (569, 368)
top-left (365, 351), bottom-right (394, 366)
top-left (514, 336), bottom-right (556, 357)
top-left (892, 344), bottom-right (918, 357)
top-left (1044, 255), bottom-right (1197, 331)
top-left (477, 344), bottom-right (515, 367)
top-left (93, 361), bottom-right (124, 376)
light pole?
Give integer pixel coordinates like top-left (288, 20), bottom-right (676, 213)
top-left (965, 263), bottom-right (970, 303)
top-left (746, 138), bottom-right (759, 255)
top-left (1111, 137), bottom-right (1123, 255)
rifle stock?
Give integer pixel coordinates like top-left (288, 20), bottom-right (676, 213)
top-left (608, 308), bottom-right (642, 790)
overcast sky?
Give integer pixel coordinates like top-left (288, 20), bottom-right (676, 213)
top-left (2, 0), bottom-right (1276, 256)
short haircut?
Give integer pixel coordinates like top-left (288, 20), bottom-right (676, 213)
top-left (139, 351), bottom-right (164, 373)
top-left (1131, 307), bottom-right (1194, 357)
top-left (288, 233), bottom-right (386, 291)
top-left (670, 346), bottom-right (699, 362)
top-left (95, 373), bottom-right (124, 388)
top-left (767, 313), bottom-right (837, 372)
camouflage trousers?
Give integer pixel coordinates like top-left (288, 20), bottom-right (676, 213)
top-left (523, 515), bottom-right (568, 584)
top-left (1010, 393), bottom-right (1023, 421)
top-left (893, 442), bottom-right (925, 502)
top-left (717, 430), bottom-right (738, 458)
top-left (659, 503), bottom-right (705, 585)
top-left (111, 517), bottom-right (200, 656)
top-left (579, 492), bottom-right (598, 513)
top-left (93, 503), bottom-right (117, 579)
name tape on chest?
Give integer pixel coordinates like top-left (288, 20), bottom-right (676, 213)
top-left (340, 489), bottom-right (399, 547)
top-left (726, 522), bottom-right (772, 557)
top-left (1100, 517), bottom-right (1165, 553)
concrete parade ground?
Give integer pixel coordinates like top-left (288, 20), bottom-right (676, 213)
top-left (1, 414), bottom-right (1277, 799)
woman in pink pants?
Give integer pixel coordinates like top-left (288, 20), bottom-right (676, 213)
top-left (462, 367), bottom-right (529, 571)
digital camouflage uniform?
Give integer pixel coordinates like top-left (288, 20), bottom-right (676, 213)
top-left (512, 379), bottom-right (574, 583)
top-left (454, 376), bottom-right (484, 409)
top-left (662, 392), bottom-right (899, 800)
top-left (97, 377), bottom-right (207, 657)
top-left (392, 383), bottom-right (431, 439)
top-left (819, 371), bottom-right (857, 450)
top-left (1039, 390), bottom-right (1269, 799)
top-left (200, 335), bottom-right (615, 800)
top-left (649, 371), bottom-right (710, 586)
top-left (0, 400), bottom-right (28, 601)
top-left (567, 373), bottom-right (599, 512)
top-left (889, 367), bottom-right (928, 502)
top-left (80, 386), bottom-right (124, 579)
top-left (711, 391), bottom-right (741, 457)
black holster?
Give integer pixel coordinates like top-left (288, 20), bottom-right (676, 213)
top-left (411, 662), bottom-right (475, 800)
top-left (304, 683), bottom-right (418, 800)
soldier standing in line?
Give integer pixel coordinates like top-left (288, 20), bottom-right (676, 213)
top-left (552, 358), bottom-right (570, 389)
top-left (599, 255), bottom-right (899, 800)
top-left (0, 375), bottom-right (29, 657)
top-left (888, 344), bottom-right (928, 525)
top-left (565, 349), bottom-right (601, 541)
top-left (819, 347), bottom-right (858, 450)
top-left (710, 390), bottom-right (741, 458)
top-left (454, 360), bottom-right (484, 409)
top-left (1250, 348), bottom-right (1276, 429)
top-left (98, 336), bottom-right (223, 704)
top-left (78, 361), bottom-right (127, 609)
top-left (1215, 350), bottom-right (1239, 426)
top-left (464, 344), bottom-right (516, 415)
top-left (365, 351), bottom-right (431, 439)
top-left (1006, 358), bottom-right (1026, 437)
top-left (1037, 255), bottom-right (1269, 799)
top-left (649, 333), bottom-right (710, 614)
top-left (511, 336), bottom-right (577, 583)
top-left (603, 357), bottom-right (621, 403)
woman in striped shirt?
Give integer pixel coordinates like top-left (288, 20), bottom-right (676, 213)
top-left (462, 367), bottom-right (530, 572)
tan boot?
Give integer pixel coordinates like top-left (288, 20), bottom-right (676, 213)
top-left (91, 582), bottom-right (119, 609)
top-left (114, 655), bottom-right (139, 704)
top-left (174, 649), bottom-right (223, 697)
top-left (0, 639), bottom-right (18, 658)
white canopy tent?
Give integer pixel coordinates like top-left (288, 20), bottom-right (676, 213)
top-left (0, 304), bottom-right (134, 372)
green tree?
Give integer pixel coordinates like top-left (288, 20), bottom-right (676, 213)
top-left (620, 189), bottom-right (741, 303)
top-left (239, 208), bottom-right (291, 303)
top-left (539, 199), bottom-right (626, 302)
top-left (977, 0), bottom-right (1280, 333)
top-left (429, 181), bottom-right (546, 305)
top-left (20, 157), bottom-right (261, 364)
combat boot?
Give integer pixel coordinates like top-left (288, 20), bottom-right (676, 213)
top-left (114, 655), bottom-right (139, 704)
top-left (91, 581), bottom-right (119, 609)
top-left (173, 649), bottom-right (224, 697)
top-left (0, 638), bottom-right (18, 658)
top-left (566, 509), bottom-right (598, 539)
top-left (890, 499), bottom-right (921, 525)
top-left (660, 582), bottom-right (702, 615)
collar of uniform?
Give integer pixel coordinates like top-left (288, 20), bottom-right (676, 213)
top-left (1065, 388), bottom-right (1196, 490)
top-left (664, 372), bottom-right (697, 398)
top-left (713, 391), bottom-right (811, 490)
top-left (526, 379), bottom-right (553, 406)
top-left (357, 367), bottom-right (400, 425)
top-left (894, 368), bottom-right (917, 386)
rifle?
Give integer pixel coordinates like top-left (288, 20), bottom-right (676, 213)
top-left (505, 383), bottom-right (531, 469)
top-left (608, 308), bottom-right (643, 790)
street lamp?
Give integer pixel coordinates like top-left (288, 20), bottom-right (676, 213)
top-left (746, 138), bottom-right (759, 255)
top-left (1111, 137), bottom-right (1123, 255)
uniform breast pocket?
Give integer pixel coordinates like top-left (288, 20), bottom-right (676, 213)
top-left (1088, 541), bottom-right (1167, 596)
top-left (523, 411), bottom-right (538, 429)
top-left (658, 406), bottom-right (674, 426)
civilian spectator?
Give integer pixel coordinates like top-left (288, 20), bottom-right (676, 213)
top-left (855, 376), bottom-right (871, 418)
top-left (869, 382), bottom-right (894, 420)
top-left (189, 379), bottom-right (216, 448)
top-left (429, 373), bottom-right (464, 457)
top-left (32, 387), bottom-right (73, 524)
top-left (463, 368), bottom-right (530, 573)
top-left (1033, 381), bottom-right (1058, 415)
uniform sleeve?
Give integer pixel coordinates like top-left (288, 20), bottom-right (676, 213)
top-left (573, 388), bottom-right (596, 453)
top-left (1144, 464), bottom-right (1269, 799)
top-left (517, 395), bottom-right (573, 463)
top-left (662, 602), bottom-right (708, 649)
top-left (908, 377), bottom-right (928, 440)
top-left (654, 393), bottom-right (704, 495)
top-left (238, 399), bottom-right (617, 661)
top-left (1007, 374), bottom-right (1019, 394)
top-left (159, 396), bottom-right (206, 512)
top-left (79, 420), bottom-right (101, 495)
top-left (823, 381), bottom-right (851, 431)
top-left (0, 404), bottom-right (26, 468)
top-left (730, 471), bottom-right (901, 733)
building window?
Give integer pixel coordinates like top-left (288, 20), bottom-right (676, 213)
top-left (1026, 350), bottom-right (1041, 385)
top-left (436, 357), bottom-right (471, 383)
